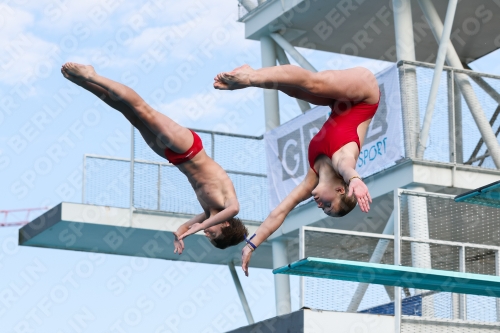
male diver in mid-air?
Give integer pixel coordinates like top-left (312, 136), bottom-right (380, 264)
top-left (214, 64), bottom-right (379, 276)
top-left (61, 62), bottom-right (247, 254)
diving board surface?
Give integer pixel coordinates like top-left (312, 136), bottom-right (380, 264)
top-left (274, 258), bottom-right (500, 298)
top-left (19, 202), bottom-right (272, 269)
top-left (455, 180), bottom-right (500, 208)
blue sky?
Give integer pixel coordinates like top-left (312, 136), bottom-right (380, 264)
top-left (1, 0), bottom-right (500, 332)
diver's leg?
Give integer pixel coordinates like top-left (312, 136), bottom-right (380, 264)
top-left (62, 67), bottom-right (173, 157)
top-left (215, 64), bottom-right (379, 104)
top-left (62, 62), bottom-right (192, 153)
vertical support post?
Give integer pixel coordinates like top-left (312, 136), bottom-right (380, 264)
top-left (453, 70), bottom-right (463, 164)
top-left (393, 0), bottom-right (419, 158)
top-left (452, 245), bottom-right (467, 319)
top-left (299, 227), bottom-right (305, 309)
top-left (211, 132), bottom-right (215, 159)
top-left (261, 36), bottom-right (280, 131)
top-left (82, 155), bottom-right (86, 204)
top-left (407, 186), bottom-right (433, 317)
top-left (157, 164), bottom-right (161, 210)
top-left (459, 246), bottom-right (467, 320)
top-left (448, 71), bottom-right (456, 165)
top-left (272, 238), bottom-right (291, 315)
top-left (394, 189), bottom-right (401, 333)
top-left (448, 71), bottom-right (457, 186)
top-left (451, 293), bottom-right (460, 319)
top-left (228, 262), bottom-right (254, 325)
top-left (130, 125), bottom-right (135, 221)
top-left (495, 250), bottom-right (500, 321)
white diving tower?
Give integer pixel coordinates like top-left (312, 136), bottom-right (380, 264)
top-left (19, 1), bottom-right (500, 332)
top-left (234, 0), bottom-right (500, 332)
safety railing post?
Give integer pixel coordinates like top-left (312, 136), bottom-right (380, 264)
top-left (129, 125), bottom-right (135, 221)
top-left (157, 164), bottom-right (161, 211)
top-left (299, 226), bottom-right (305, 308)
top-left (459, 246), bottom-right (467, 320)
top-left (496, 250), bottom-right (500, 321)
top-left (448, 69), bottom-right (457, 186)
top-left (211, 132), bottom-right (215, 159)
top-left (82, 155), bottom-right (86, 204)
top-left (394, 188), bottom-right (402, 333)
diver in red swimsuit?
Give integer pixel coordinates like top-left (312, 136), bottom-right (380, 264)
top-left (214, 64), bottom-right (379, 276)
top-left (61, 62), bottom-right (248, 254)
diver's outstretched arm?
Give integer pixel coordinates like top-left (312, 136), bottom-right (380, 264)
top-left (240, 168), bottom-right (318, 276)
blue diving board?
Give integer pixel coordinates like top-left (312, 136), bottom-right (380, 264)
top-left (273, 258), bottom-right (500, 298)
top-left (454, 180), bottom-right (500, 208)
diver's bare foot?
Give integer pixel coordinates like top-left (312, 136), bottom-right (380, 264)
top-left (61, 67), bottom-right (84, 85)
top-left (214, 64), bottom-right (254, 90)
top-left (62, 62), bottom-right (96, 81)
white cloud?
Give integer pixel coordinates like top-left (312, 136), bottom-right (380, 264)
top-left (120, 3), bottom-right (254, 65)
top-left (0, 35), bottom-right (60, 87)
top-left (0, 5), bottom-right (33, 35)
top-left (0, 6), bottom-right (61, 86)
top-left (154, 87), bottom-right (263, 132)
top-left (15, 0), bottom-right (136, 31)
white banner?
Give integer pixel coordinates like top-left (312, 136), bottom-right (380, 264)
top-left (265, 65), bottom-right (404, 210)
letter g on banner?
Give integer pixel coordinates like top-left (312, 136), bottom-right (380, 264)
top-left (282, 140), bottom-right (300, 175)
top-left (278, 129), bottom-right (304, 180)
top-left (364, 84), bottom-right (388, 145)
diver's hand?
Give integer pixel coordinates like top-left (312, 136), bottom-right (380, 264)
top-left (241, 245), bottom-right (253, 277)
top-left (173, 232), bottom-right (185, 255)
top-left (348, 178), bottom-right (372, 213)
top-left (178, 223), bottom-right (203, 240)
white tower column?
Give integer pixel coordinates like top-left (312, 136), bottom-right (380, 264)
top-left (261, 35), bottom-right (280, 131)
top-left (261, 34), bottom-right (289, 315)
top-left (272, 239), bottom-right (291, 315)
top-left (392, 0), bottom-right (420, 158)
top-left (407, 186), bottom-right (434, 317)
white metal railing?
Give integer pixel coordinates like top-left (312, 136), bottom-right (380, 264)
top-left (299, 189), bottom-right (500, 332)
top-left (83, 127), bottom-right (268, 222)
top-left (398, 60), bottom-right (500, 170)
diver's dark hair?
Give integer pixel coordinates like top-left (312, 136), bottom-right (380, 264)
top-left (209, 217), bottom-right (248, 249)
top-left (334, 179), bottom-right (358, 217)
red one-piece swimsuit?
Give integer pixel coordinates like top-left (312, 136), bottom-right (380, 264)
top-left (308, 98), bottom-right (380, 174)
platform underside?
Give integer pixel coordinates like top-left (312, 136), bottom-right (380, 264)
top-left (241, 0), bottom-right (500, 63)
top-left (18, 203), bottom-right (272, 268)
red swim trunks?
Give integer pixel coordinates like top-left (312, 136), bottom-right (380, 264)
top-left (164, 130), bottom-right (203, 165)
top-left (308, 98), bottom-right (379, 174)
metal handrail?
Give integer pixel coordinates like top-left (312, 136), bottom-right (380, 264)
top-left (304, 189), bottom-right (500, 254)
top-left (399, 189), bottom-right (456, 200)
top-left (399, 60), bottom-right (500, 170)
top-left (83, 125), bottom-right (268, 212)
top-left (189, 128), bottom-right (263, 140)
top-left (303, 226), bottom-right (394, 240)
top-left (84, 154), bottom-right (267, 177)
top-left (397, 60), bottom-right (500, 80)
top-left (401, 236), bottom-right (500, 252)
top-left (303, 226), bottom-right (500, 253)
